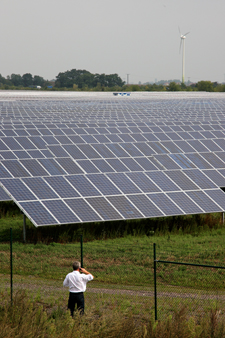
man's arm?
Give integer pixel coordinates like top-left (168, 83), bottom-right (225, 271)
top-left (63, 274), bottom-right (69, 287)
top-left (80, 268), bottom-right (94, 279)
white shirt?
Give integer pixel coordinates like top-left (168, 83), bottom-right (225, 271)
top-left (63, 271), bottom-right (93, 293)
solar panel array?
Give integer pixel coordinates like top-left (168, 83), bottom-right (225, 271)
top-left (0, 91), bottom-right (225, 227)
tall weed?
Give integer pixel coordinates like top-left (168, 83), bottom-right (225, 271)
top-left (1, 291), bottom-right (225, 338)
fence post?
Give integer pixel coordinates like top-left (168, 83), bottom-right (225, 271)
top-left (10, 227), bottom-right (13, 305)
top-left (80, 235), bottom-right (83, 268)
top-left (23, 215), bottom-right (26, 243)
top-left (153, 243), bottom-right (157, 321)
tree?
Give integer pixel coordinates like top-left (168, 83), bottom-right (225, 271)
top-left (10, 74), bottom-right (23, 86)
top-left (22, 73), bottom-right (33, 87)
top-left (55, 69), bottom-right (93, 88)
top-left (55, 69), bottom-right (124, 89)
top-left (168, 82), bottom-right (180, 91)
top-left (0, 74), bottom-right (8, 85)
top-left (105, 74), bottom-right (125, 87)
top-left (197, 81), bottom-right (214, 92)
top-left (33, 75), bottom-right (45, 87)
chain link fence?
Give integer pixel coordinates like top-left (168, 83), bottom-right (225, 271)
top-left (0, 229), bottom-right (225, 321)
top-left (154, 243), bottom-right (225, 320)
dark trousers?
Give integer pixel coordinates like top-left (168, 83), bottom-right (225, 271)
top-left (68, 292), bottom-right (84, 316)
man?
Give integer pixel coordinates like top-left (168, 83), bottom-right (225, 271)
top-left (63, 261), bottom-right (94, 316)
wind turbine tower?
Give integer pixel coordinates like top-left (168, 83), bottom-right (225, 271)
top-left (179, 29), bottom-right (190, 84)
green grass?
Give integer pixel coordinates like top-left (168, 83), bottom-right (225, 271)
top-left (0, 211), bottom-right (225, 322)
top-left (1, 220), bottom-right (225, 289)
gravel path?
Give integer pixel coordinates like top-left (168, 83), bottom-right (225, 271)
top-left (3, 281), bottom-right (225, 301)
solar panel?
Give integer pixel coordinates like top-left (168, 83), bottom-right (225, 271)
top-left (47, 145), bottom-right (70, 157)
top-left (167, 191), bottom-right (203, 214)
top-left (2, 151), bottom-right (19, 160)
top-left (145, 171), bottom-right (180, 192)
top-left (182, 169), bottom-right (217, 189)
top-left (187, 140), bottom-right (209, 152)
top-left (204, 189), bottom-right (225, 210)
top-left (202, 169), bottom-right (225, 186)
top-left (185, 153), bottom-right (213, 169)
top-left (153, 154), bottom-right (181, 170)
top-left (86, 197), bottom-right (123, 221)
top-left (66, 175), bottom-right (100, 197)
top-left (19, 200), bottom-right (58, 226)
top-left (28, 136), bottom-right (46, 149)
top-left (106, 143), bottom-right (130, 157)
top-left (91, 159), bottom-right (115, 173)
top-left (77, 159), bottom-right (99, 173)
top-left (169, 153), bottom-right (196, 169)
top-left (64, 198), bottom-right (102, 222)
top-left (199, 152), bottom-right (225, 168)
top-left (147, 193), bottom-right (184, 216)
top-left (134, 143), bottom-right (155, 156)
top-left (160, 141), bottom-right (183, 153)
top-left (165, 170), bottom-right (199, 190)
top-left (44, 176), bottom-right (80, 198)
top-left (55, 158), bottom-right (84, 174)
top-left (20, 159), bottom-right (49, 176)
top-left (77, 144), bottom-right (102, 158)
top-left (42, 199), bottom-right (80, 223)
top-left (120, 158), bottom-right (144, 171)
top-left (106, 195), bottom-right (144, 219)
top-left (0, 91), bottom-right (225, 227)
top-left (62, 144), bottom-right (87, 159)
top-left (38, 159), bottom-right (67, 175)
top-left (91, 144), bottom-right (116, 158)
top-left (120, 143), bottom-right (144, 157)
top-left (134, 157), bottom-right (158, 170)
top-left (16, 137), bottom-right (37, 150)
top-left (148, 142), bottom-right (169, 154)
top-left (0, 179), bottom-right (27, 201)
top-left (127, 194), bottom-right (163, 217)
top-left (107, 173), bottom-right (141, 194)
top-left (2, 137), bottom-right (23, 151)
top-left (200, 139), bottom-right (223, 151)
top-left (186, 190), bottom-right (222, 213)
top-left (154, 132), bottom-right (170, 141)
top-left (87, 174), bottom-right (121, 195)
top-left (213, 139), bottom-right (225, 151)
top-left (2, 160), bottom-right (30, 178)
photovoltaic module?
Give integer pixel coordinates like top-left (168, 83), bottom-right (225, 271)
top-left (0, 91), bottom-right (225, 227)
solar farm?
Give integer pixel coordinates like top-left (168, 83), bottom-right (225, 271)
top-left (0, 91), bottom-right (225, 227)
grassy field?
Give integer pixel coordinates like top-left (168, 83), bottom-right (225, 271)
top-left (0, 215), bottom-right (225, 288)
top-left (1, 290), bottom-right (225, 338)
top-left (1, 214), bottom-right (225, 335)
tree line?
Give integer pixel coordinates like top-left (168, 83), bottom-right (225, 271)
top-left (0, 69), bottom-right (225, 92)
top-left (0, 69), bottom-right (125, 90)
top-left (55, 69), bottom-right (125, 89)
top-left (0, 73), bottom-right (50, 88)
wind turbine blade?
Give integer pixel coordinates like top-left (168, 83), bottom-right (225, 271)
top-left (184, 32), bottom-right (190, 36)
top-left (178, 26), bottom-right (181, 34)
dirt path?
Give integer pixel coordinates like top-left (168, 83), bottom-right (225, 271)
top-left (3, 281), bottom-right (225, 301)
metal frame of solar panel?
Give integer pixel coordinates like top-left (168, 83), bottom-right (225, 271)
top-left (0, 91), bottom-right (225, 227)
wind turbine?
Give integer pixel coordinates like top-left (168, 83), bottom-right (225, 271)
top-left (179, 28), bottom-right (190, 84)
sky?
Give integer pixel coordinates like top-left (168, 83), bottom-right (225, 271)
top-left (1, 0), bottom-right (225, 84)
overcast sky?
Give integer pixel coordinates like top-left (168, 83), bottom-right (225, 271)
top-left (1, 0), bottom-right (224, 84)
